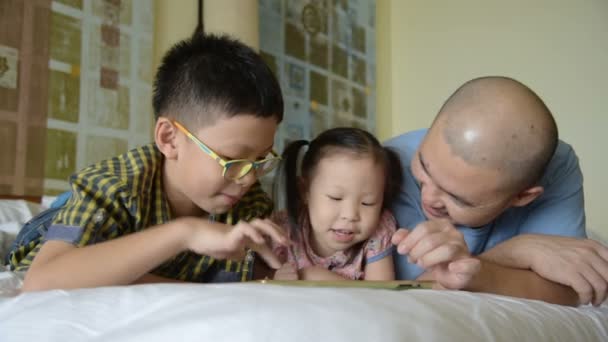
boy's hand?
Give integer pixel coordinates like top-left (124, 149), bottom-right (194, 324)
top-left (274, 263), bottom-right (299, 280)
top-left (392, 219), bottom-right (481, 289)
top-left (183, 218), bottom-right (289, 269)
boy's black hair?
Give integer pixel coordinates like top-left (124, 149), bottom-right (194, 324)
top-left (153, 32), bottom-right (284, 125)
top-left (276, 127), bottom-right (403, 233)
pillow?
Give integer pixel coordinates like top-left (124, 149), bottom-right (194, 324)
top-left (0, 200), bottom-right (44, 227)
top-left (0, 200), bottom-right (45, 263)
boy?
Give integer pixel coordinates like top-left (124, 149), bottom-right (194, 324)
top-left (7, 32), bottom-right (289, 291)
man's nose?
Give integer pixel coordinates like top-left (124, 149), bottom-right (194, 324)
top-left (421, 181), bottom-right (444, 208)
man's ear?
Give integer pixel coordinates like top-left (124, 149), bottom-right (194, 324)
top-left (509, 185), bottom-right (544, 207)
top-left (155, 117), bottom-right (179, 160)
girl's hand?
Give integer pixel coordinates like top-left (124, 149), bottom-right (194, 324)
top-left (273, 263), bottom-right (299, 280)
top-left (183, 217), bottom-right (290, 269)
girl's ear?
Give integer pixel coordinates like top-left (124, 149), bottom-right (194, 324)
top-left (155, 117), bottom-right (179, 160)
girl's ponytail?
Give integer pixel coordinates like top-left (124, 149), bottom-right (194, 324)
top-left (274, 140), bottom-right (310, 233)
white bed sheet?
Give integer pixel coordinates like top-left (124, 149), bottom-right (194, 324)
top-left (1, 282), bottom-right (606, 342)
top-left (1, 200), bottom-right (607, 341)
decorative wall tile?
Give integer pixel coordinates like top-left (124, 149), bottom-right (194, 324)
top-left (260, 0), bottom-right (376, 158)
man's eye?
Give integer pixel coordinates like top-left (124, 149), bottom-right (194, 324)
top-left (451, 196), bottom-right (469, 207)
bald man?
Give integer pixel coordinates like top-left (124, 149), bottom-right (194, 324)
top-left (387, 76), bottom-right (608, 306)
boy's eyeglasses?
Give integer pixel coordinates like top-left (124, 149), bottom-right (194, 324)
top-left (173, 121), bottom-right (280, 181)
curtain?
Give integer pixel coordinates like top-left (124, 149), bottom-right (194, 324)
top-left (0, 0), bottom-right (155, 198)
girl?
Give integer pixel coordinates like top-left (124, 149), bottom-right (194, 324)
top-left (271, 127), bottom-right (403, 280)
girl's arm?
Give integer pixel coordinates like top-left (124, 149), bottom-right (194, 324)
top-left (299, 266), bottom-right (350, 280)
top-left (300, 255), bottom-right (396, 281)
top-left (364, 255), bottom-right (395, 280)
top-left (362, 210), bottom-right (397, 280)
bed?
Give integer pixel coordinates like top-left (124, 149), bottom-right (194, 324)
top-left (0, 282), bottom-right (607, 341)
top-left (1, 199), bottom-right (607, 342)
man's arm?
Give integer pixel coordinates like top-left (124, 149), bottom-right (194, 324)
top-left (414, 233), bottom-right (607, 306)
top-left (397, 216), bottom-right (604, 305)
top-left (462, 142), bottom-right (608, 305)
top-left (415, 261), bottom-right (578, 306)
top-left (415, 259), bottom-right (580, 306)
top-left (474, 234), bottom-right (608, 306)
top-left (465, 259), bottom-right (579, 306)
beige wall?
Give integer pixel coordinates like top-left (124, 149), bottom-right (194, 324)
top-left (154, 0), bottom-right (199, 69)
top-left (203, 0), bottom-right (259, 49)
top-left (377, 0), bottom-right (608, 241)
top-left (154, 0), bottom-right (259, 70)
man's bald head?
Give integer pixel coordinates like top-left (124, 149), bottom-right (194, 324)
top-left (432, 76), bottom-right (558, 191)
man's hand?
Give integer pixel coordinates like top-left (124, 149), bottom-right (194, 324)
top-left (392, 219), bottom-right (480, 290)
top-left (506, 234), bottom-right (608, 306)
top-left (184, 218), bottom-right (289, 269)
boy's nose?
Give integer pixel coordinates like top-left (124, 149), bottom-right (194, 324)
top-left (234, 169), bottom-right (257, 187)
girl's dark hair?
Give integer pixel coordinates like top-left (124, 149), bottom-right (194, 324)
top-left (275, 127), bottom-right (403, 231)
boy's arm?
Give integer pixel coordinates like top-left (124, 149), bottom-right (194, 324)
top-left (364, 256), bottom-right (395, 280)
top-left (23, 219), bottom-right (191, 291)
top-left (133, 274), bottom-right (185, 284)
top-left (22, 217), bottom-right (288, 291)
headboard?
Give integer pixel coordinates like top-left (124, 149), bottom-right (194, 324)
top-left (0, 195), bottom-right (41, 204)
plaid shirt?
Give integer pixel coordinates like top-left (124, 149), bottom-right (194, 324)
top-left (8, 144), bottom-right (273, 282)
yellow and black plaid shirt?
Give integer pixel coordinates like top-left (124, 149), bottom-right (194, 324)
top-left (9, 144), bottom-right (273, 282)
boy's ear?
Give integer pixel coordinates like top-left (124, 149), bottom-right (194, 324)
top-left (155, 117), bottom-right (179, 160)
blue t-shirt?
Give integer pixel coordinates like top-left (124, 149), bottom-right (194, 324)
top-left (385, 129), bottom-right (586, 280)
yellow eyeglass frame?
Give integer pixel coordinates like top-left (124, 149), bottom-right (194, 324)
top-left (173, 121), bottom-right (280, 180)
